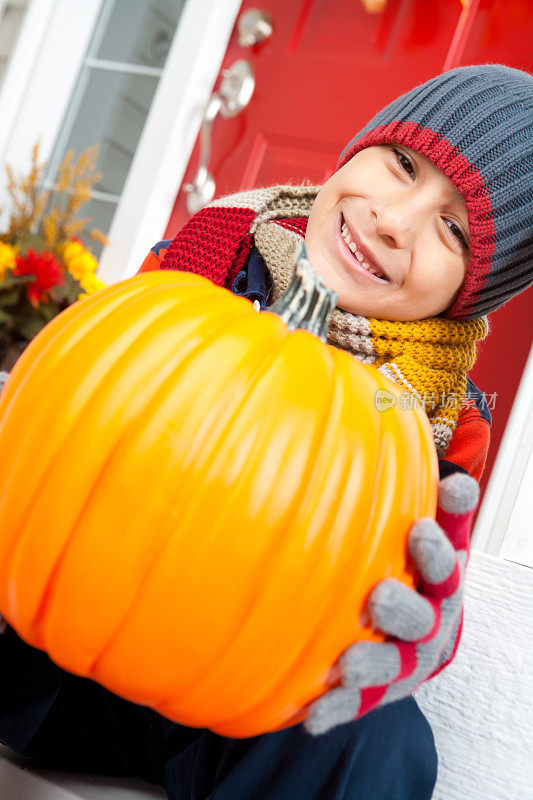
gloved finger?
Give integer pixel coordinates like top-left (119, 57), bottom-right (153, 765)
top-left (0, 371), bottom-right (9, 394)
top-left (408, 518), bottom-right (458, 587)
top-left (340, 641), bottom-right (401, 688)
top-left (368, 580), bottom-right (436, 641)
top-left (438, 472), bottom-right (479, 515)
top-left (304, 686), bottom-right (361, 736)
top-left (436, 472), bottom-right (479, 551)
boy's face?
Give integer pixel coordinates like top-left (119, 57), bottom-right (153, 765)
top-left (304, 144), bottom-right (470, 320)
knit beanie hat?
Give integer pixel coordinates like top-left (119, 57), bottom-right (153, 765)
top-left (337, 64), bottom-right (533, 320)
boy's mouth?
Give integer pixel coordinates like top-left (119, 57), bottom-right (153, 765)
top-left (338, 214), bottom-right (390, 283)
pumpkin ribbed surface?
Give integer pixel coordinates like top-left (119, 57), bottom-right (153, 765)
top-left (0, 270), bottom-right (437, 737)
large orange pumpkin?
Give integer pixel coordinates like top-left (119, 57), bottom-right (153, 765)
top-left (0, 268), bottom-right (437, 737)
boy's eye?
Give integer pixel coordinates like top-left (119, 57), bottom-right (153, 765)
top-left (393, 147), bottom-right (415, 179)
top-left (391, 146), bottom-right (469, 252)
top-left (444, 219), bottom-right (469, 251)
top-left (392, 147), bottom-right (469, 251)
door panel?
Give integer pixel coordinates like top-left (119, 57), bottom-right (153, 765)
top-left (241, 131), bottom-right (337, 187)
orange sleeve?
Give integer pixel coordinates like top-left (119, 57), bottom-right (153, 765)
top-left (137, 247), bottom-right (168, 275)
top-left (443, 406), bottom-right (491, 482)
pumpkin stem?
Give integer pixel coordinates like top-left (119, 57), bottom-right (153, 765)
top-left (269, 241), bottom-right (338, 342)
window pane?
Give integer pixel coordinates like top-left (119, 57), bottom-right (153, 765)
top-left (90, 0), bottom-right (185, 68)
top-left (52, 69), bottom-right (159, 196)
top-left (45, 68), bottom-right (159, 245)
top-left (0, 1), bottom-right (31, 88)
top-left (43, 0), bottom-right (187, 260)
top-left (73, 197), bottom-right (117, 261)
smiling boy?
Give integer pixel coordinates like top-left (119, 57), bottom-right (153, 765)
top-left (136, 63), bottom-right (531, 796)
top-left (1, 64), bottom-right (531, 800)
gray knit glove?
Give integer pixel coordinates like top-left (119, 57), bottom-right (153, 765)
top-left (304, 471), bottom-right (479, 735)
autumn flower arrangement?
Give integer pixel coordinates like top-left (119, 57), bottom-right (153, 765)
top-left (0, 143), bottom-right (108, 371)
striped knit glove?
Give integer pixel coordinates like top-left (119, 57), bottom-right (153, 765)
top-left (304, 471), bottom-right (479, 735)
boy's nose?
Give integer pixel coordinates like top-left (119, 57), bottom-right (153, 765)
top-left (372, 183), bottom-right (444, 250)
top-left (372, 203), bottom-right (414, 250)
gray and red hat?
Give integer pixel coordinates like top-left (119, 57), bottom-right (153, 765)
top-left (337, 64), bottom-right (533, 320)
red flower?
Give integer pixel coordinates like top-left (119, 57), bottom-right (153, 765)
top-left (15, 249), bottom-right (65, 308)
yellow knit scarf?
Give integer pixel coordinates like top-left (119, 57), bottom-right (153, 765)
top-left (250, 186), bottom-right (488, 457)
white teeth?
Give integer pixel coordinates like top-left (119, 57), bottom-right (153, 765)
top-left (341, 217), bottom-right (387, 281)
top-left (365, 264), bottom-right (385, 279)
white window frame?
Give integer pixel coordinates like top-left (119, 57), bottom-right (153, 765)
top-left (0, 0), bottom-right (106, 225)
top-left (0, 0), bottom-right (242, 281)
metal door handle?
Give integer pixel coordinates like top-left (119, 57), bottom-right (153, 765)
top-left (184, 60), bottom-right (255, 214)
top-left (238, 9), bottom-right (273, 47)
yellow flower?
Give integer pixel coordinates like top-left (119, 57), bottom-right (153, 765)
top-left (59, 239), bottom-right (106, 299)
top-left (61, 241), bottom-right (98, 279)
top-left (0, 242), bottom-right (16, 280)
top-left (61, 241), bottom-right (85, 263)
top-left (68, 253), bottom-right (98, 282)
top-left (77, 273), bottom-right (106, 300)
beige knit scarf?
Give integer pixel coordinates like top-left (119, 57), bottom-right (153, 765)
top-left (244, 184), bottom-right (488, 457)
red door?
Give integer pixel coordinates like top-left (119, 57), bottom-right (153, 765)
top-left (164, 0), bottom-right (533, 503)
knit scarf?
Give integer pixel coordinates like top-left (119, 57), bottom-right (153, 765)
top-left (160, 185), bottom-right (489, 457)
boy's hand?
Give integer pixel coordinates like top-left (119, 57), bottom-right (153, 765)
top-left (304, 472), bottom-right (479, 735)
